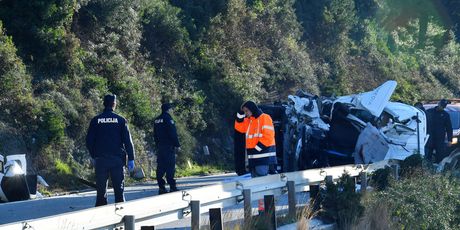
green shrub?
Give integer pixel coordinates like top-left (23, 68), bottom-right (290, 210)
top-left (0, 20), bottom-right (35, 131)
top-left (0, 0), bottom-right (77, 74)
top-left (40, 157), bottom-right (83, 191)
top-left (173, 118), bottom-right (196, 166)
top-left (55, 159), bottom-right (72, 175)
top-left (321, 173), bottom-right (364, 229)
top-left (399, 153), bottom-right (424, 178)
top-left (36, 100), bottom-right (66, 145)
top-left (82, 75), bottom-right (108, 95)
top-left (370, 167), bottom-right (393, 191)
top-left (369, 171), bottom-right (460, 229)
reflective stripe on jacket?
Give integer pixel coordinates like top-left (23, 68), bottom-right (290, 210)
top-left (235, 113), bottom-right (276, 167)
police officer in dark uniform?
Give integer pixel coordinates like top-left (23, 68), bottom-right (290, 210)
top-left (426, 99), bottom-right (453, 163)
top-left (154, 103), bottom-right (180, 194)
top-left (86, 95), bottom-right (135, 206)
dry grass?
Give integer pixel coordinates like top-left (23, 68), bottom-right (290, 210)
top-left (352, 198), bottom-right (393, 230)
top-left (297, 217), bottom-right (308, 230)
top-left (296, 202), bottom-right (316, 230)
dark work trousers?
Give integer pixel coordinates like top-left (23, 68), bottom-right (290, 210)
top-left (234, 131), bottom-right (247, 175)
top-left (250, 165), bottom-right (269, 178)
top-left (426, 141), bottom-right (447, 163)
top-left (95, 156), bottom-right (125, 206)
top-left (156, 145), bottom-right (177, 191)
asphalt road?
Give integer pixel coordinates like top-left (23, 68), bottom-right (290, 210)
top-left (0, 173), bottom-right (237, 225)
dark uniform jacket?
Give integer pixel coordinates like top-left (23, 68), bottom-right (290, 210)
top-left (154, 112), bottom-right (180, 147)
top-left (426, 107), bottom-right (453, 145)
top-left (86, 108), bottom-right (135, 162)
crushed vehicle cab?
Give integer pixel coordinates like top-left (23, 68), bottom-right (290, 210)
top-left (237, 81), bottom-right (428, 172)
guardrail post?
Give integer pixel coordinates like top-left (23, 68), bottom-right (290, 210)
top-left (287, 181), bottom-right (296, 217)
top-left (124, 215), bottom-right (135, 230)
top-left (351, 175), bottom-right (357, 192)
top-left (309, 184), bottom-right (320, 199)
top-left (264, 195), bottom-right (277, 230)
top-left (191, 200), bottom-right (200, 230)
top-left (209, 208), bottom-right (223, 230)
top-left (391, 164), bottom-right (400, 180)
top-left (243, 189), bottom-right (252, 225)
top-left (309, 184), bottom-right (320, 212)
top-left (360, 172), bottom-right (368, 193)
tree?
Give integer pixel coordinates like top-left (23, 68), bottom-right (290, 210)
top-left (441, 0), bottom-right (460, 42)
top-left (0, 21), bottom-right (35, 132)
top-left (0, 0), bottom-right (78, 77)
top-left (169, 0), bottom-right (227, 39)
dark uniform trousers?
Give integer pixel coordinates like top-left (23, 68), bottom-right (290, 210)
top-left (156, 145), bottom-right (177, 190)
top-left (95, 156), bottom-right (125, 206)
top-left (426, 141), bottom-right (447, 163)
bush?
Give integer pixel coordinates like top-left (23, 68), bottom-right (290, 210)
top-left (370, 167), bottom-right (393, 191)
top-left (399, 153), bottom-right (424, 178)
top-left (321, 173), bottom-right (364, 229)
top-left (35, 100), bottom-right (66, 146)
top-left (0, 20), bottom-right (35, 131)
top-left (0, 0), bottom-right (78, 75)
top-left (38, 157), bottom-right (83, 191)
top-left (55, 159), bottom-right (72, 175)
top-left (368, 171), bottom-right (460, 229)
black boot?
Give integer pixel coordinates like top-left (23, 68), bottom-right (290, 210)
top-left (170, 186), bottom-right (179, 192)
top-left (159, 188), bottom-right (168, 195)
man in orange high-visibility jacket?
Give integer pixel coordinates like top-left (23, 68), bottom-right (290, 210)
top-left (235, 101), bottom-right (277, 177)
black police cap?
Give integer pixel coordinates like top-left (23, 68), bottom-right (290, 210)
top-left (161, 103), bottom-right (172, 112)
top-left (439, 99), bottom-right (450, 108)
top-left (103, 94), bottom-right (117, 107)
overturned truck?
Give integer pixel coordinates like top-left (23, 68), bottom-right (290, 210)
top-left (235, 81), bottom-right (427, 174)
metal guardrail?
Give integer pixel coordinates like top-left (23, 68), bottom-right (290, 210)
top-left (0, 163), bottom-right (387, 230)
